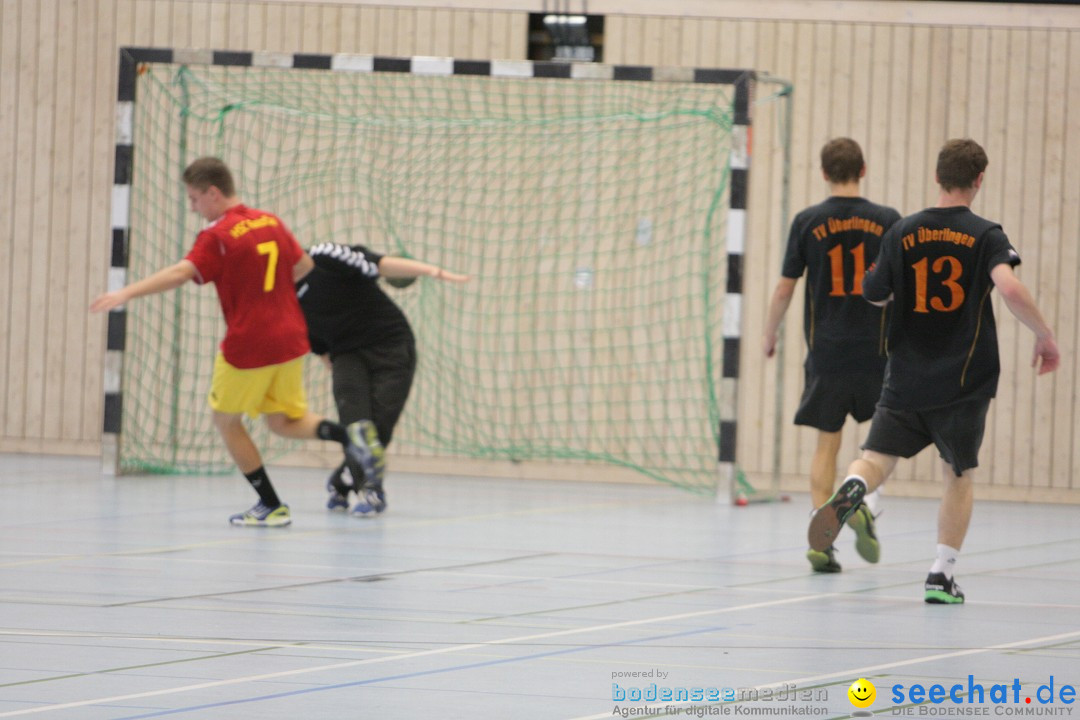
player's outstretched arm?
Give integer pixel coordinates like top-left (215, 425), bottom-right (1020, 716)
top-left (90, 260), bottom-right (198, 313)
top-left (379, 255), bottom-right (469, 284)
top-left (990, 263), bottom-right (1060, 375)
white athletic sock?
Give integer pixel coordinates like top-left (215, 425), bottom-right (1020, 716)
top-left (863, 488), bottom-right (882, 515)
top-left (930, 544), bottom-right (960, 579)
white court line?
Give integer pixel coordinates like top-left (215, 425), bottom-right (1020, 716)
top-left (0, 630), bottom-right (414, 657)
top-left (566, 627), bottom-right (1080, 720)
top-left (0, 592), bottom-right (833, 717)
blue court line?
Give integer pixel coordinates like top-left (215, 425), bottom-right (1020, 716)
top-left (109, 624), bottom-right (728, 719)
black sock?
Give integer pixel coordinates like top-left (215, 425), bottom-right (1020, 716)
top-left (244, 466), bottom-right (281, 507)
top-left (316, 419), bottom-right (349, 445)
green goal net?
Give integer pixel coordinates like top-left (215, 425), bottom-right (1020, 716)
top-left (121, 57), bottom-right (745, 493)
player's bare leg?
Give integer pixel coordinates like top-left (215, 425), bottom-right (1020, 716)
top-left (214, 410), bottom-right (291, 527)
top-left (810, 430), bottom-right (842, 507)
top-left (265, 411), bottom-right (323, 439)
top-left (925, 462), bottom-right (972, 604)
top-left (937, 463), bottom-right (973, 550)
top-left (214, 411), bottom-right (263, 473)
top-left (806, 430), bottom-right (844, 572)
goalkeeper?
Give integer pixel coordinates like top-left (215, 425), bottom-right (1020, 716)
top-left (296, 243), bottom-right (468, 516)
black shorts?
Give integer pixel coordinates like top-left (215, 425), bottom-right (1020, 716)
top-left (793, 370), bottom-right (882, 433)
top-left (861, 397), bottom-right (991, 476)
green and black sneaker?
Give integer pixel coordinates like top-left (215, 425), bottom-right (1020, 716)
top-left (925, 573), bottom-right (965, 604)
top-left (846, 505), bottom-right (880, 563)
top-left (807, 546), bottom-right (842, 573)
top-left (808, 478), bottom-right (866, 552)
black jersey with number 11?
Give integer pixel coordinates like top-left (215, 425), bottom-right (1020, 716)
top-left (863, 206), bottom-right (1020, 411)
top-left (782, 196), bottom-right (902, 374)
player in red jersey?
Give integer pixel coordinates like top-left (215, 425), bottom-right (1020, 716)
top-left (92, 157), bottom-right (376, 527)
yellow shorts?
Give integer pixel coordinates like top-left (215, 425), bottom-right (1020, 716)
top-left (208, 353), bottom-right (308, 419)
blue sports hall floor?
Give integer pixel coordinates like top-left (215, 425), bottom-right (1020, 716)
top-left (1, 454), bottom-right (1077, 719)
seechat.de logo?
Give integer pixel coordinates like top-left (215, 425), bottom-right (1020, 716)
top-left (891, 676), bottom-right (1076, 706)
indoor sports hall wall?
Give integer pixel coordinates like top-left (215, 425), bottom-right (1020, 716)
top-left (2, 0), bottom-right (1079, 503)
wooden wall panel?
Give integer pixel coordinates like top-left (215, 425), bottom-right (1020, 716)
top-left (1006, 28), bottom-right (1033, 488)
top-left (450, 8), bottom-right (473, 57)
top-left (0, 0), bottom-right (19, 441)
top-left (411, 7), bottom-right (434, 55)
top-left (783, 21), bottom-right (818, 479)
top-left (738, 19), bottom-right (786, 483)
top-left (81, 0), bottom-right (117, 444)
top-left (603, 15), bottom-right (630, 65)
top-left (176, 2), bottom-right (196, 49)
top-left (1019, 30), bottom-right (1047, 490)
top-left (2, 0), bottom-right (1079, 501)
top-left (988, 28), bottom-right (1018, 488)
top-left (26, 0), bottom-right (54, 440)
top-left (694, 19), bottom-right (719, 70)
top-left (128, 0), bottom-right (150, 45)
top-left (640, 16), bottom-right (664, 66)
top-left (43, 0), bottom-right (75, 442)
top-left (1037, 29), bottom-right (1066, 489)
top-left (63, 0), bottom-right (98, 441)
top-left (430, 8), bottom-right (453, 56)
top-left (754, 22), bottom-right (794, 482)
top-left (5, 0), bottom-right (37, 440)
top-left (1063, 33), bottom-right (1080, 491)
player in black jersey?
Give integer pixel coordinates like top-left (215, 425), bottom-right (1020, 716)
top-left (808, 139), bottom-right (1060, 603)
top-left (764, 138), bottom-right (901, 573)
top-left (295, 243), bottom-right (468, 516)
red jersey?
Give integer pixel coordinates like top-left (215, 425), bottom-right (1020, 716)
top-left (185, 204), bottom-right (310, 369)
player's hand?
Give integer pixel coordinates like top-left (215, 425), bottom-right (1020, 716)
top-left (762, 333), bottom-right (778, 358)
top-left (90, 291), bottom-right (126, 313)
top-left (435, 269), bottom-right (469, 284)
top-left (1033, 335), bottom-right (1060, 375)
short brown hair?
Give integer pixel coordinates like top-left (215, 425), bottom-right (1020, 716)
top-left (820, 138), bottom-right (864, 184)
top-left (182, 157), bottom-right (236, 197)
top-left (936, 139), bottom-right (988, 191)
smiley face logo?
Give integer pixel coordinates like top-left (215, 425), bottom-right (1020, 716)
top-left (848, 678), bottom-right (876, 708)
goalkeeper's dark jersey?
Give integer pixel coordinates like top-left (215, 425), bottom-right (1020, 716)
top-left (295, 243), bottom-right (414, 357)
top-left (863, 206), bottom-right (1020, 411)
top-left (781, 196), bottom-right (902, 373)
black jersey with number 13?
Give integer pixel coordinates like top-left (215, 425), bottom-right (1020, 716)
top-left (863, 206), bottom-right (1020, 411)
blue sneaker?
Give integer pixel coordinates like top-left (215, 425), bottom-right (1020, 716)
top-left (229, 502), bottom-right (291, 527)
top-left (345, 420), bottom-right (386, 491)
top-left (351, 486), bottom-right (387, 517)
top-left (808, 478), bottom-right (866, 552)
top-left (326, 465), bottom-right (353, 511)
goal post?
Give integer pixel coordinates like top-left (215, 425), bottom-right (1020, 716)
top-left (106, 46), bottom-right (786, 500)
